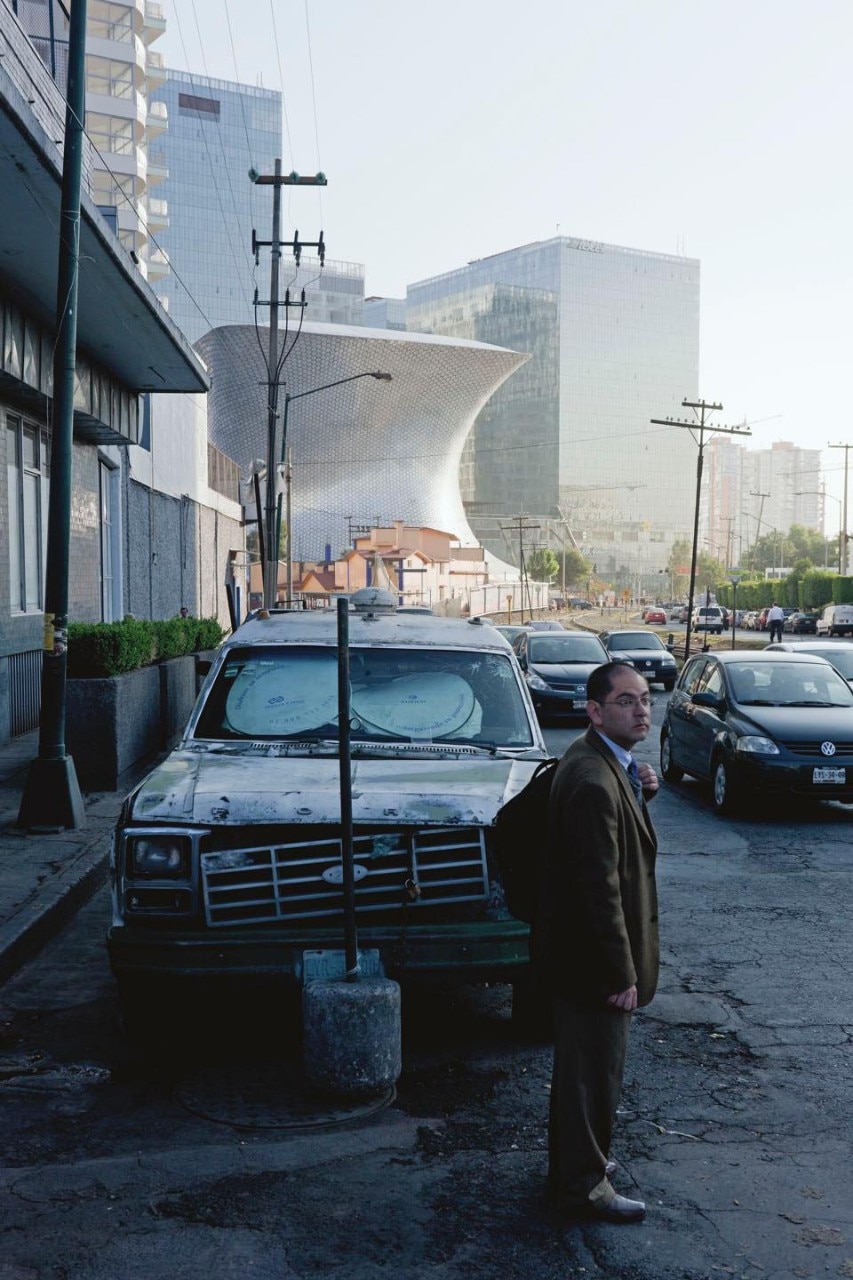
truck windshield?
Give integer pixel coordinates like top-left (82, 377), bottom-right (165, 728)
top-left (193, 645), bottom-right (536, 747)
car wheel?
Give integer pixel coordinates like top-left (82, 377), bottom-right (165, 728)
top-left (660, 732), bottom-right (684, 783)
top-left (712, 756), bottom-right (740, 815)
top-left (663, 678), bottom-right (675, 692)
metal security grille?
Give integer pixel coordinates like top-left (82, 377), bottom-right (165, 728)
top-left (200, 826), bottom-right (488, 928)
top-left (8, 649), bottom-right (41, 738)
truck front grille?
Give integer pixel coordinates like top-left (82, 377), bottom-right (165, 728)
top-left (199, 826), bottom-right (488, 927)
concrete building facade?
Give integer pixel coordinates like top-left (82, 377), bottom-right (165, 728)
top-left (0, 2), bottom-right (241, 743)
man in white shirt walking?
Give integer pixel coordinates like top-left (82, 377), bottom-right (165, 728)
top-left (767, 601), bottom-right (785, 643)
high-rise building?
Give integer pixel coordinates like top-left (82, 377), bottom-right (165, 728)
top-left (14, 0), bottom-right (167, 276)
top-left (406, 236), bottom-right (700, 580)
top-left (149, 71), bottom-right (365, 344)
top-left (84, 0), bottom-right (170, 279)
top-left (703, 439), bottom-right (824, 570)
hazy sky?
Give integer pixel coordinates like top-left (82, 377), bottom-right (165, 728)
top-left (162, 0), bottom-right (853, 517)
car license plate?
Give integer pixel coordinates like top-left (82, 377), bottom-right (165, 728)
top-left (813, 767), bottom-right (846, 784)
top-left (572, 699), bottom-right (587, 709)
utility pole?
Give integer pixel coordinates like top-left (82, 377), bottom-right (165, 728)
top-left (828, 443), bottom-right (851, 576)
top-left (748, 490), bottom-right (770, 571)
top-left (650, 399), bottom-right (750, 661)
top-left (500, 514), bottom-right (539, 617)
top-left (19, 0), bottom-right (88, 830)
top-left (251, 161), bottom-right (327, 608)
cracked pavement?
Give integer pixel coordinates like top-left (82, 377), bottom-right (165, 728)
top-left (0, 715), bottom-right (851, 1279)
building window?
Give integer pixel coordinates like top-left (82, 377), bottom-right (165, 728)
top-left (6, 416), bottom-right (49, 613)
top-left (178, 92), bottom-right (221, 120)
top-left (88, 1), bottom-right (134, 42)
top-left (99, 460), bottom-right (119, 621)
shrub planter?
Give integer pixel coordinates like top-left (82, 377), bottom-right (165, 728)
top-left (67, 656), bottom-right (197, 791)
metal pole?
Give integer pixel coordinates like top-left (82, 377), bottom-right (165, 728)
top-left (285, 448), bottom-right (293, 607)
top-left (263, 160), bottom-right (282, 609)
top-left (336, 597), bottom-right (359, 981)
top-left (19, 0), bottom-right (88, 830)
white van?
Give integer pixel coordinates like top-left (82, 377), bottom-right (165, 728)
top-left (816, 604), bottom-right (853, 637)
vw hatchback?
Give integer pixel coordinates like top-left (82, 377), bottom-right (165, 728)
top-left (660, 650), bottom-right (853, 814)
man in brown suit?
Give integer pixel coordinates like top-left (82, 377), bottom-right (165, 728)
top-left (536, 661), bottom-right (659, 1223)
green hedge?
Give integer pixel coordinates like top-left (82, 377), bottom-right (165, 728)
top-left (67, 615), bottom-right (224, 678)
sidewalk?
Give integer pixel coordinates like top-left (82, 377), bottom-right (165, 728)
top-left (0, 733), bottom-right (129, 985)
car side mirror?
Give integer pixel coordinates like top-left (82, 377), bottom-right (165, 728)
top-left (691, 690), bottom-right (724, 711)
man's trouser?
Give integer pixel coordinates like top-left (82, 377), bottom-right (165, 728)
top-left (548, 994), bottom-right (632, 1206)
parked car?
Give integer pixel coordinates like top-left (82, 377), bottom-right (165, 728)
top-left (784, 611), bottom-right (819, 635)
top-left (568, 597), bottom-right (593, 610)
top-left (108, 589), bottom-right (550, 1043)
top-left (765, 639), bottom-right (853, 689)
top-left (512, 628), bottom-right (609, 722)
top-left (816, 604), bottom-right (853, 637)
top-left (599, 629), bottom-right (679, 690)
top-left (742, 611), bottom-right (757, 631)
top-left (692, 605), bottom-right (726, 635)
top-left (494, 624), bottom-right (532, 645)
top-left (678, 605), bottom-right (690, 624)
top-left (659, 650), bottom-right (853, 814)
top-left (669, 605), bottom-right (684, 621)
top-left (644, 607), bottom-right (667, 625)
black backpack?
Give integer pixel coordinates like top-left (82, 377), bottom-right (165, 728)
top-left (494, 758), bottom-right (559, 923)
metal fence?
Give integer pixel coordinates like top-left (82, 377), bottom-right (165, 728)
top-left (8, 649), bottom-right (41, 738)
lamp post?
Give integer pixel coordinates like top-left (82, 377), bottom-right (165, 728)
top-left (729, 574), bottom-right (741, 650)
top-left (267, 370), bottom-right (392, 607)
top-left (795, 490), bottom-right (842, 572)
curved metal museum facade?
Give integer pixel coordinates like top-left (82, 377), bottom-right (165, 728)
top-left (195, 322), bottom-right (527, 562)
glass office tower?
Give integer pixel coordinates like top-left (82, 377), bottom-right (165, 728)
top-left (407, 236), bottom-right (700, 581)
top-left (149, 73), bottom-right (281, 342)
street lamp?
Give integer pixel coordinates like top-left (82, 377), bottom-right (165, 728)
top-left (795, 490), bottom-right (842, 572)
top-left (729, 574), bottom-right (741, 650)
top-left (266, 370), bottom-right (392, 608)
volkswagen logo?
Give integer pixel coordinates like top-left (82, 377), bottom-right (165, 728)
top-left (820, 741), bottom-right (837, 757)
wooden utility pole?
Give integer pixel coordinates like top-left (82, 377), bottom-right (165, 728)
top-left (500, 514), bottom-right (540, 617)
top-left (650, 400), bottom-right (750, 660)
top-left (251, 163), bottom-right (327, 608)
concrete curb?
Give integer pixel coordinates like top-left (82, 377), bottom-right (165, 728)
top-left (0, 844), bottom-right (109, 986)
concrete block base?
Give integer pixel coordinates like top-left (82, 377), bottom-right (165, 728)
top-left (302, 977), bottom-right (402, 1098)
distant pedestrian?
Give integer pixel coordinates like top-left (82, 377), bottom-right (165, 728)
top-left (535, 662), bottom-right (659, 1223)
top-left (767, 601), bottom-right (784, 643)
top-left (179, 606), bottom-right (189, 619)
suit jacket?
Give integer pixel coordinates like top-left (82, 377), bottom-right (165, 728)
top-left (534, 728), bottom-right (659, 1007)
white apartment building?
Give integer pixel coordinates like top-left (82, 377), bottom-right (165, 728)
top-left (84, 0), bottom-right (170, 279)
top-left (702, 439), bottom-right (823, 568)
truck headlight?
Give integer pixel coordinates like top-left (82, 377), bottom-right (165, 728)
top-left (127, 834), bottom-right (189, 878)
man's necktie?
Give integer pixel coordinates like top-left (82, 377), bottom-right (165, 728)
top-left (627, 758), bottom-right (644, 804)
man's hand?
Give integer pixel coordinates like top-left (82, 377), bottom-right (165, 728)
top-left (607, 985), bottom-right (638, 1012)
top-left (637, 762), bottom-right (659, 801)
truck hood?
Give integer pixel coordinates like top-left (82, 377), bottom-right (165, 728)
top-left (128, 749), bottom-right (543, 827)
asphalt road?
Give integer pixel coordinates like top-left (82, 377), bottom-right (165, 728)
top-left (1, 704), bottom-right (852, 1279)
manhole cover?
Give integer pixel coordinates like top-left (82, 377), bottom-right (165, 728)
top-left (175, 1061), bottom-right (395, 1129)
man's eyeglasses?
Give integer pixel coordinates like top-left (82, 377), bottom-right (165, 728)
top-left (598, 695), bottom-right (653, 709)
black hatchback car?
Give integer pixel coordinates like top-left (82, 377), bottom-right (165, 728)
top-left (512, 629), bottom-right (609, 721)
top-left (660, 650), bottom-right (853, 814)
top-left (600, 629), bottom-right (679, 691)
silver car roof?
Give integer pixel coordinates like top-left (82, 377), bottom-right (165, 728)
top-left (224, 611), bottom-right (514, 653)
